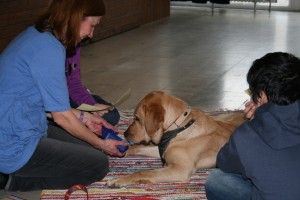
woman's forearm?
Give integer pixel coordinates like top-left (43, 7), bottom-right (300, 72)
top-left (51, 110), bottom-right (103, 149)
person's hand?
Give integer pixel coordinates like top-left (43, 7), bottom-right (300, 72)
top-left (82, 111), bottom-right (117, 136)
top-left (99, 139), bottom-right (127, 157)
top-left (92, 103), bottom-right (111, 117)
top-left (244, 101), bottom-right (259, 120)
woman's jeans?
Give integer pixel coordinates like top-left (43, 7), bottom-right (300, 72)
top-left (6, 125), bottom-right (109, 191)
top-left (205, 169), bottom-right (253, 200)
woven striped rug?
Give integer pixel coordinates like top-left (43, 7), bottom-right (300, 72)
top-left (41, 109), bottom-right (240, 200)
top-left (41, 157), bottom-right (210, 200)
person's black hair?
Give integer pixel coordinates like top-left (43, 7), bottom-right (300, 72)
top-left (247, 52), bottom-right (300, 105)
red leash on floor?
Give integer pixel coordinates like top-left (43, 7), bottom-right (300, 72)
top-left (64, 184), bottom-right (88, 200)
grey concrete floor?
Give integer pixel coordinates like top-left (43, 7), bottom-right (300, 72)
top-left (1, 5), bottom-right (300, 200)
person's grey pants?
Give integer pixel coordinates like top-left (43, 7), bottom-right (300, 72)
top-left (5, 124), bottom-right (109, 191)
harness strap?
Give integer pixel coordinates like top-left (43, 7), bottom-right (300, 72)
top-left (158, 119), bottom-right (195, 164)
top-left (166, 108), bottom-right (192, 131)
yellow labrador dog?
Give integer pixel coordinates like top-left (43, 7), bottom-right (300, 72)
top-left (107, 91), bottom-right (245, 187)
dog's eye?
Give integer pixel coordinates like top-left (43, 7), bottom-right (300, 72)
top-left (135, 116), bottom-right (140, 122)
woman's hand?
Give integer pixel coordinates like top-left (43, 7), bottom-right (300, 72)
top-left (92, 103), bottom-right (111, 117)
top-left (53, 110), bottom-right (126, 156)
top-left (81, 111), bottom-right (118, 136)
top-left (98, 139), bottom-right (127, 157)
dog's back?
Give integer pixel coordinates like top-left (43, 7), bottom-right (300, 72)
top-left (165, 108), bottom-right (245, 170)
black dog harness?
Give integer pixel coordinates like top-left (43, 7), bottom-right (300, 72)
top-left (158, 107), bottom-right (195, 164)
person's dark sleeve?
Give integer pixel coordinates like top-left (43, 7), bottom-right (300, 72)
top-left (217, 133), bottom-right (247, 177)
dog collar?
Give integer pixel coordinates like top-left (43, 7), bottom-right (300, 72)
top-left (165, 107), bottom-right (192, 132)
top-left (158, 119), bottom-right (195, 164)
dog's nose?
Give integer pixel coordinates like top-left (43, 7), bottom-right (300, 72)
top-left (124, 129), bottom-right (135, 145)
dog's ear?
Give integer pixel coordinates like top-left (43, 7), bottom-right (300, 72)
top-left (143, 103), bottom-right (165, 136)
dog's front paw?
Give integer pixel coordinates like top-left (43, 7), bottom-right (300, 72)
top-left (106, 177), bottom-right (128, 188)
top-left (107, 176), bottom-right (152, 187)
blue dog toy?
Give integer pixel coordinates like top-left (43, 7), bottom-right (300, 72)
top-left (101, 127), bottom-right (129, 153)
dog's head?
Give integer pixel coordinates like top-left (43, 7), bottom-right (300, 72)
top-left (124, 91), bottom-right (189, 145)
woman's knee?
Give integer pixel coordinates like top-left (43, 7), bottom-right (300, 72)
top-left (96, 155), bottom-right (109, 179)
top-left (86, 151), bottom-right (109, 180)
top-left (103, 109), bottom-right (120, 126)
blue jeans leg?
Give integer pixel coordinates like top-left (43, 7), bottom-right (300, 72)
top-left (205, 169), bottom-right (253, 200)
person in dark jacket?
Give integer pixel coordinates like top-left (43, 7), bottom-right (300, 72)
top-left (205, 52), bottom-right (300, 200)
